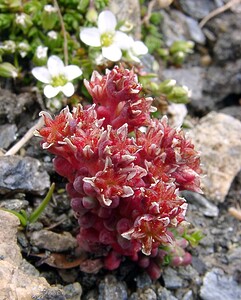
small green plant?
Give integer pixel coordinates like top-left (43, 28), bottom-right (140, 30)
top-left (2, 183), bottom-right (55, 227)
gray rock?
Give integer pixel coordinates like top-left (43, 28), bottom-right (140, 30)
top-left (205, 11), bottom-right (241, 63)
top-left (0, 155), bottom-right (50, 195)
top-left (0, 199), bottom-right (29, 211)
top-left (157, 287), bottom-right (178, 300)
top-left (98, 275), bottom-right (128, 300)
top-left (162, 268), bottom-right (183, 289)
top-left (189, 112), bottom-right (241, 202)
top-left (219, 106), bottom-right (241, 121)
top-left (161, 10), bottom-right (206, 46)
top-left (0, 89), bottom-right (34, 123)
top-left (32, 288), bottom-right (65, 300)
top-left (109, 0), bottom-right (141, 39)
top-left (182, 191), bottom-right (219, 217)
top-left (30, 230), bottom-right (77, 252)
top-left (62, 282), bottom-right (82, 300)
top-left (200, 268), bottom-right (241, 300)
top-left (0, 124), bottom-right (17, 149)
top-left (203, 59), bottom-right (241, 96)
top-left (178, 0), bottom-right (216, 20)
top-left (135, 272), bottom-right (152, 289)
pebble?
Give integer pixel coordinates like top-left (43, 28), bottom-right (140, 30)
top-left (200, 268), bottom-right (241, 300)
top-left (0, 124), bottom-right (17, 149)
top-left (98, 275), bottom-right (128, 300)
top-left (0, 155), bottom-right (50, 195)
top-left (182, 191), bottom-right (219, 217)
top-left (30, 229), bottom-right (77, 252)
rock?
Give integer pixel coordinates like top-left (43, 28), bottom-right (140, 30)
top-left (205, 12), bottom-right (241, 63)
top-left (98, 275), bottom-right (128, 300)
top-left (219, 106), bottom-right (241, 121)
top-left (200, 268), bottom-right (241, 300)
top-left (0, 89), bottom-right (34, 124)
top-left (157, 287), bottom-right (178, 300)
top-left (0, 210), bottom-right (63, 300)
top-left (30, 229), bottom-right (77, 252)
top-left (178, 0), bottom-right (216, 20)
top-left (189, 112), bottom-right (241, 202)
top-left (0, 155), bottom-right (50, 195)
top-left (62, 282), bottom-right (82, 300)
top-left (109, 0), bottom-right (141, 39)
top-left (135, 272), bottom-right (152, 289)
top-left (0, 199), bottom-right (29, 211)
top-left (0, 124), bottom-right (17, 149)
top-left (203, 59), bottom-right (241, 99)
top-left (162, 268), bottom-right (183, 289)
top-left (182, 191), bottom-right (219, 217)
top-left (161, 10), bottom-right (206, 46)
top-left (32, 288), bottom-right (65, 300)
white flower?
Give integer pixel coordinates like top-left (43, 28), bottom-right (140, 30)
top-left (32, 55), bottom-right (82, 98)
top-left (36, 46), bottom-right (48, 59)
top-left (15, 13), bottom-right (26, 26)
top-left (80, 10), bottom-right (130, 62)
top-left (126, 37), bottom-right (148, 63)
top-left (44, 5), bottom-right (57, 13)
top-left (47, 30), bottom-right (58, 40)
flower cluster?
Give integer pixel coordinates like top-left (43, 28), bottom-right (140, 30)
top-left (80, 10), bottom-right (148, 62)
top-left (36, 65), bottom-right (201, 279)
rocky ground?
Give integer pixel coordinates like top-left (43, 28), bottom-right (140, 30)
top-left (0, 0), bottom-right (241, 299)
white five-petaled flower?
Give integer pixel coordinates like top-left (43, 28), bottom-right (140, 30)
top-left (32, 55), bottom-right (82, 98)
top-left (80, 10), bottom-right (131, 62)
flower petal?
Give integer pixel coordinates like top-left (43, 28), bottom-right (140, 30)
top-left (44, 85), bottom-right (61, 98)
top-left (47, 55), bottom-right (65, 77)
top-left (64, 65), bottom-right (82, 81)
top-left (132, 41), bottom-right (148, 55)
top-left (80, 28), bottom-right (101, 47)
top-left (114, 31), bottom-right (132, 50)
top-left (98, 10), bottom-right (116, 34)
top-left (32, 67), bottom-right (51, 83)
top-left (61, 82), bottom-right (75, 97)
top-left (102, 45), bottom-right (122, 62)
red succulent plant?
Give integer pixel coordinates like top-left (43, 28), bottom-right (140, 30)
top-left (36, 65), bottom-right (202, 279)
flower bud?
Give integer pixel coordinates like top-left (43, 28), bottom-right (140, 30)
top-left (33, 45), bottom-right (48, 66)
top-left (18, 41), bottom-right (31, 58)
top-left (15, 13), bottom-right (33, 33)
top-left (159, 79), bottom-right (176, 94)
top-left (42, 5), bottom-right (58, 30)
top-left (166, 86), bottom-right (190, 104)
top-left (0, 62), bottom-right (18, 78)
top-left (1, 40), bottom-right (16, 54)
top-left (86, 7), bottom-right (98, 23)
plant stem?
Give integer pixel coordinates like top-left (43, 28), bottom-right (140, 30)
top-left (199, 0), bottom-right (241, 28)
top-left (53, 0), bottom-right (68, 65)
top-left (4, 117), bottom-right (44, 156)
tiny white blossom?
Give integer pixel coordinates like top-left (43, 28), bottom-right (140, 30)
top-left (15, 13), bottom-right (26, 26)
top-left (80, 10), bottom-right (130, 62)
top-left (36, 46), bottom-right (48, 59)
top-left (32, 55), bottom-right (82, 98)
top-left (44, 5), bottom-right (58, 13)
top-left (47, 30), bottom-right (58, 40)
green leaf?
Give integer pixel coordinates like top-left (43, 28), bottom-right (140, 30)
top-left (29, 183), bottom-right (55, 224)
top-left (1, 209), bottom-right (28, 227)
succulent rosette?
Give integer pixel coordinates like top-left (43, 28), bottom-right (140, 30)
top-left (36, 65), bottom-right (202, 279)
